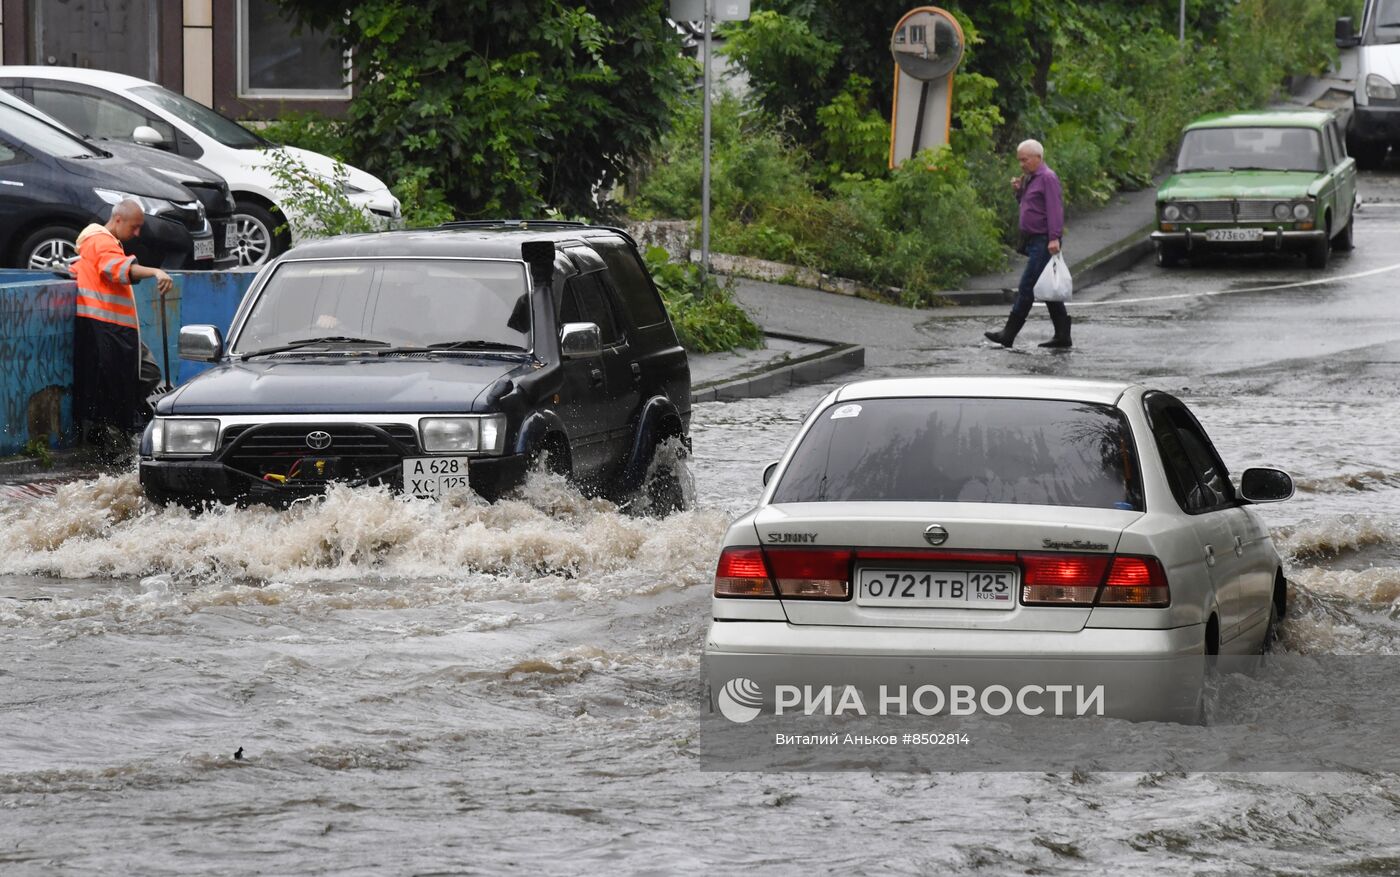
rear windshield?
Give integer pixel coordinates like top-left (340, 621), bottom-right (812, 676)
top-left (232, 258), bottom-right (532, 354)
top-left (772, 397), bottom-right (1144, 511)
top-left (1176, 126), bottom-right (1323, 173)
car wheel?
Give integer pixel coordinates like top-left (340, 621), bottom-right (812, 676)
top-left (636, 437), bottom-right (692, 517)
top-left (231, 201), bottom-right (290, 268)
top-left (1350, 140), bottom-right (1385, 170)
top-left (1331, 213), bottom-right (1355, 251)
top-left (1305, 220), bottom-right (1330, 269)
top-left (1154, 241), bottom-right (1185, 268)
top-left (18, 225), bottom-right (80, 272)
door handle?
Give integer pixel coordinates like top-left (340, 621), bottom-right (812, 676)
top-left (1234, 536), bottom-right (1244, 557)
top-left (1204, 544), bottom-right (1216, 567)
top-left (629, 361), bottom-right (641, 384)
top-left (589, 367), bottom-right (604, 387)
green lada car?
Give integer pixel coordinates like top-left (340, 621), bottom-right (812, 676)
top-left (1151, 109), bottom-right (1357, 269)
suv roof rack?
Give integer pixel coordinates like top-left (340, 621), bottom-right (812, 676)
top-left (436, 219), bottom-right (639, 247)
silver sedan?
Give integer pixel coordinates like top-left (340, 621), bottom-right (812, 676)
top-left (704, 377), bottom-right (1294, 722)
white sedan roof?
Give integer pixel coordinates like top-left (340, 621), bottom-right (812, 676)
top-left (834, 376), bottom-right (1137, 406)
top-left (0, 65), bottom-right (153, 91)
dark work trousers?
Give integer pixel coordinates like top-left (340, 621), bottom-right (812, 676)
top-left (73, 317), bottom-right (141, 435)
top-left (1008, 234), bottom-right (1071, 342)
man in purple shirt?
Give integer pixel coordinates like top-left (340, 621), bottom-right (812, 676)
top-left (984, 139), bottom-right (1072, 349)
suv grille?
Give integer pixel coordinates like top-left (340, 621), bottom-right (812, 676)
top-left (220, 424), bottom-right (420, 482)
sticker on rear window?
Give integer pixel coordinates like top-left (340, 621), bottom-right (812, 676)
top-left (830, 404), bottom-right (862, 420)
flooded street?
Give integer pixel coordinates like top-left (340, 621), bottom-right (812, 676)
top-left (5, 172), bottom-right (1400, 874)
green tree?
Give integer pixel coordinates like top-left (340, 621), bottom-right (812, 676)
top-left (272, 0), bottom-right (691, 218)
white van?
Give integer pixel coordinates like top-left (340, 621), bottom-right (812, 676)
top-left (1337, 1), bottom-right (1400, 167)
top-left (0, 66), bottom-right (401, 267)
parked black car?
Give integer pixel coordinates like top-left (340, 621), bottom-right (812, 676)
top-left (139, 221), bottom-right (693, 511)
top-left (0, 89), bottom-right (237, 269)
top-left (0, 99), bottom-right (227, 272)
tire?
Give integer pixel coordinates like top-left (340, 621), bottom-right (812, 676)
top-left (1262, 575), bottom-right (1286, 654)
top-left (1331, 213), bottom-right (1355, 251)
top-left (231, 201), bottom-right (290, 268)
top-left (1305, 219), bottom-right (1330, 269)
top-left (17, 224), bottom-right (81, 272)
top-left (636, 437), bottom-right (691, 517)
top-left (1155, 241), bottom-right (1185, 268)
top-left (1350, 139), bottom-right (1386, 171)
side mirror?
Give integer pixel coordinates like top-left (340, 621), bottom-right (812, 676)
top-left (1239, 467), bottom-right (1294, 503)
top-left (559, 322), bottom-right (601, 359)
top-left (762, 460), bottom-right (779, 486)
top-left (132, 125), bottom-right (165, 146)
top-left (179, 325), bottom-right (223, 362)
top-left (1335, 16), bottom-right (1360, 48)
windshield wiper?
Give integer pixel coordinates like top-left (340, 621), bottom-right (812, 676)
top-left (240, 336), bottom-right (390, 357)
top-left (423, 340), bottom-right (528, 352)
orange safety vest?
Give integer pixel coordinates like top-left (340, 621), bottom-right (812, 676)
top-left (74, 223), bottom-right (140, 330)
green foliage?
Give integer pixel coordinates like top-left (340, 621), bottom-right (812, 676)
top-left (643, 247), bottom-right (763, 353)
top-left (272, 0), bottom-right (691, 218)
top-left (815, 75), bottom-right (890, 183)
top-left (264, 148), bottom-right (377, 239)
top-left (21, 436), bottom-right (53, 468)
top-left (632, 0), bottom-right (1356, 297)
top-left (719, 10), bottom-right (841, 134)
top-left (255, 111), bottom-right (348, 158)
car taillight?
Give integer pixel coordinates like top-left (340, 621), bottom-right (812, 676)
top-left (1099, 555), bottom-right (1170, 607)
top-left (1020, 553), bottom-right (1111, 605)
top-left (714, 547), bottom-right (774, 598)
top-left (765, 548), bottom-right (852, 599)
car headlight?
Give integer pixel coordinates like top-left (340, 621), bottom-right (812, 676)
top-left (1162, 204), bottom-right (1181, 221)
top-left (1366, 73), bottom-right (1398, 101)
top-left (94, 188), bottom-right (180, 217)
top-left (419, 415), bottom-right (507, 454)
top-left (1293, 202), bottom-right (1312, 220)
top-left (153, 418), bottom-right (219, 456)
top-left (1273, 203), bottom-right (1292, 220)
top-left (1182, 204), bottom-right (1199, 221)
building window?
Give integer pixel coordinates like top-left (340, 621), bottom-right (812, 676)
top-left (237, 0), bottom-right (350, 99)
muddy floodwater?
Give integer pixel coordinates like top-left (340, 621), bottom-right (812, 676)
top-left (5, 178), bottom-right (1400, 874)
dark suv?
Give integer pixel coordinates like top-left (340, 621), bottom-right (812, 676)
top-left (139, 221), bottom-right (692, 511)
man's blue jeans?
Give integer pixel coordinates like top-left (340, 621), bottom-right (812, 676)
top-left (1007, 234), bottom-right (1071, 342)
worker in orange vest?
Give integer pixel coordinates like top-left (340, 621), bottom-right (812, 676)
top-left (72, 199), bottom-right (173, 455)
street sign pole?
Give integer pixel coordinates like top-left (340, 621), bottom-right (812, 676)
top-left (701, 0), bottom-right (713, 284)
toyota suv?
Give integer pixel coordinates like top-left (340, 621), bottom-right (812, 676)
top-left (139, 221), bottom-right (692, 511)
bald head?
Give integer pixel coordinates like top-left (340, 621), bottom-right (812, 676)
top-left (106, 199), bottom-right (145, 242)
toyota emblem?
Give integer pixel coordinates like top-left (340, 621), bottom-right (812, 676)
top-left (305, 430), bottom-right (333, 450)
top-left (923, 524), bottom-right (949, 546)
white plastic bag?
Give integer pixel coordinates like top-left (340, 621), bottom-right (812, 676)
top-left (1033, 253), bottom-right (1073, 302)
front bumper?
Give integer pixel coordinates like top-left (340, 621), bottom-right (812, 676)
top-left (1351, 102), bottom-right (1400, 143)
top-left (140, 452), bottom-right (530, 505)
top-left (704, 620), bottom-right (1206, 722)
top-left (127, 213), bottom-right (236, 271)
top-left (1151, 228), bottom-right (1325, 253)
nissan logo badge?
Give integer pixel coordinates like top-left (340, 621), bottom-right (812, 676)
top-left (305, 430), bottom-right (333, 451)
top-left (923, 524), bottom-right (949, 546)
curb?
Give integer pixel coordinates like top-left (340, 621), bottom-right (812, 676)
top-left (692, 331), bottom-right (865, 403)
top-left (1071, 222), bottom-right (1155, 293)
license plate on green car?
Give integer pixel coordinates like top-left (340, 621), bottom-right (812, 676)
top-left (1206, 228), bottom-right (1263, 242)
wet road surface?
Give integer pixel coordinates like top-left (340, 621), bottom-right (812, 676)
top-left (4, 172), bottom-right (1400, 874)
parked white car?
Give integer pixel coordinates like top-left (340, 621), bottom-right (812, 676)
top-left (1336, 1), bottom-right (1400, 168)
top-left (704, 377), bottom-right (1294, 722)
top-left (0, 66), bottom-right (401, 267)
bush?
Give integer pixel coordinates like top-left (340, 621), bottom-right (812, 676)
top-left (642, 247), bottom-right (763, 353)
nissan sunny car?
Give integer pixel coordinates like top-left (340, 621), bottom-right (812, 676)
top-left (704, 377), bottom-right (1295, 722)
